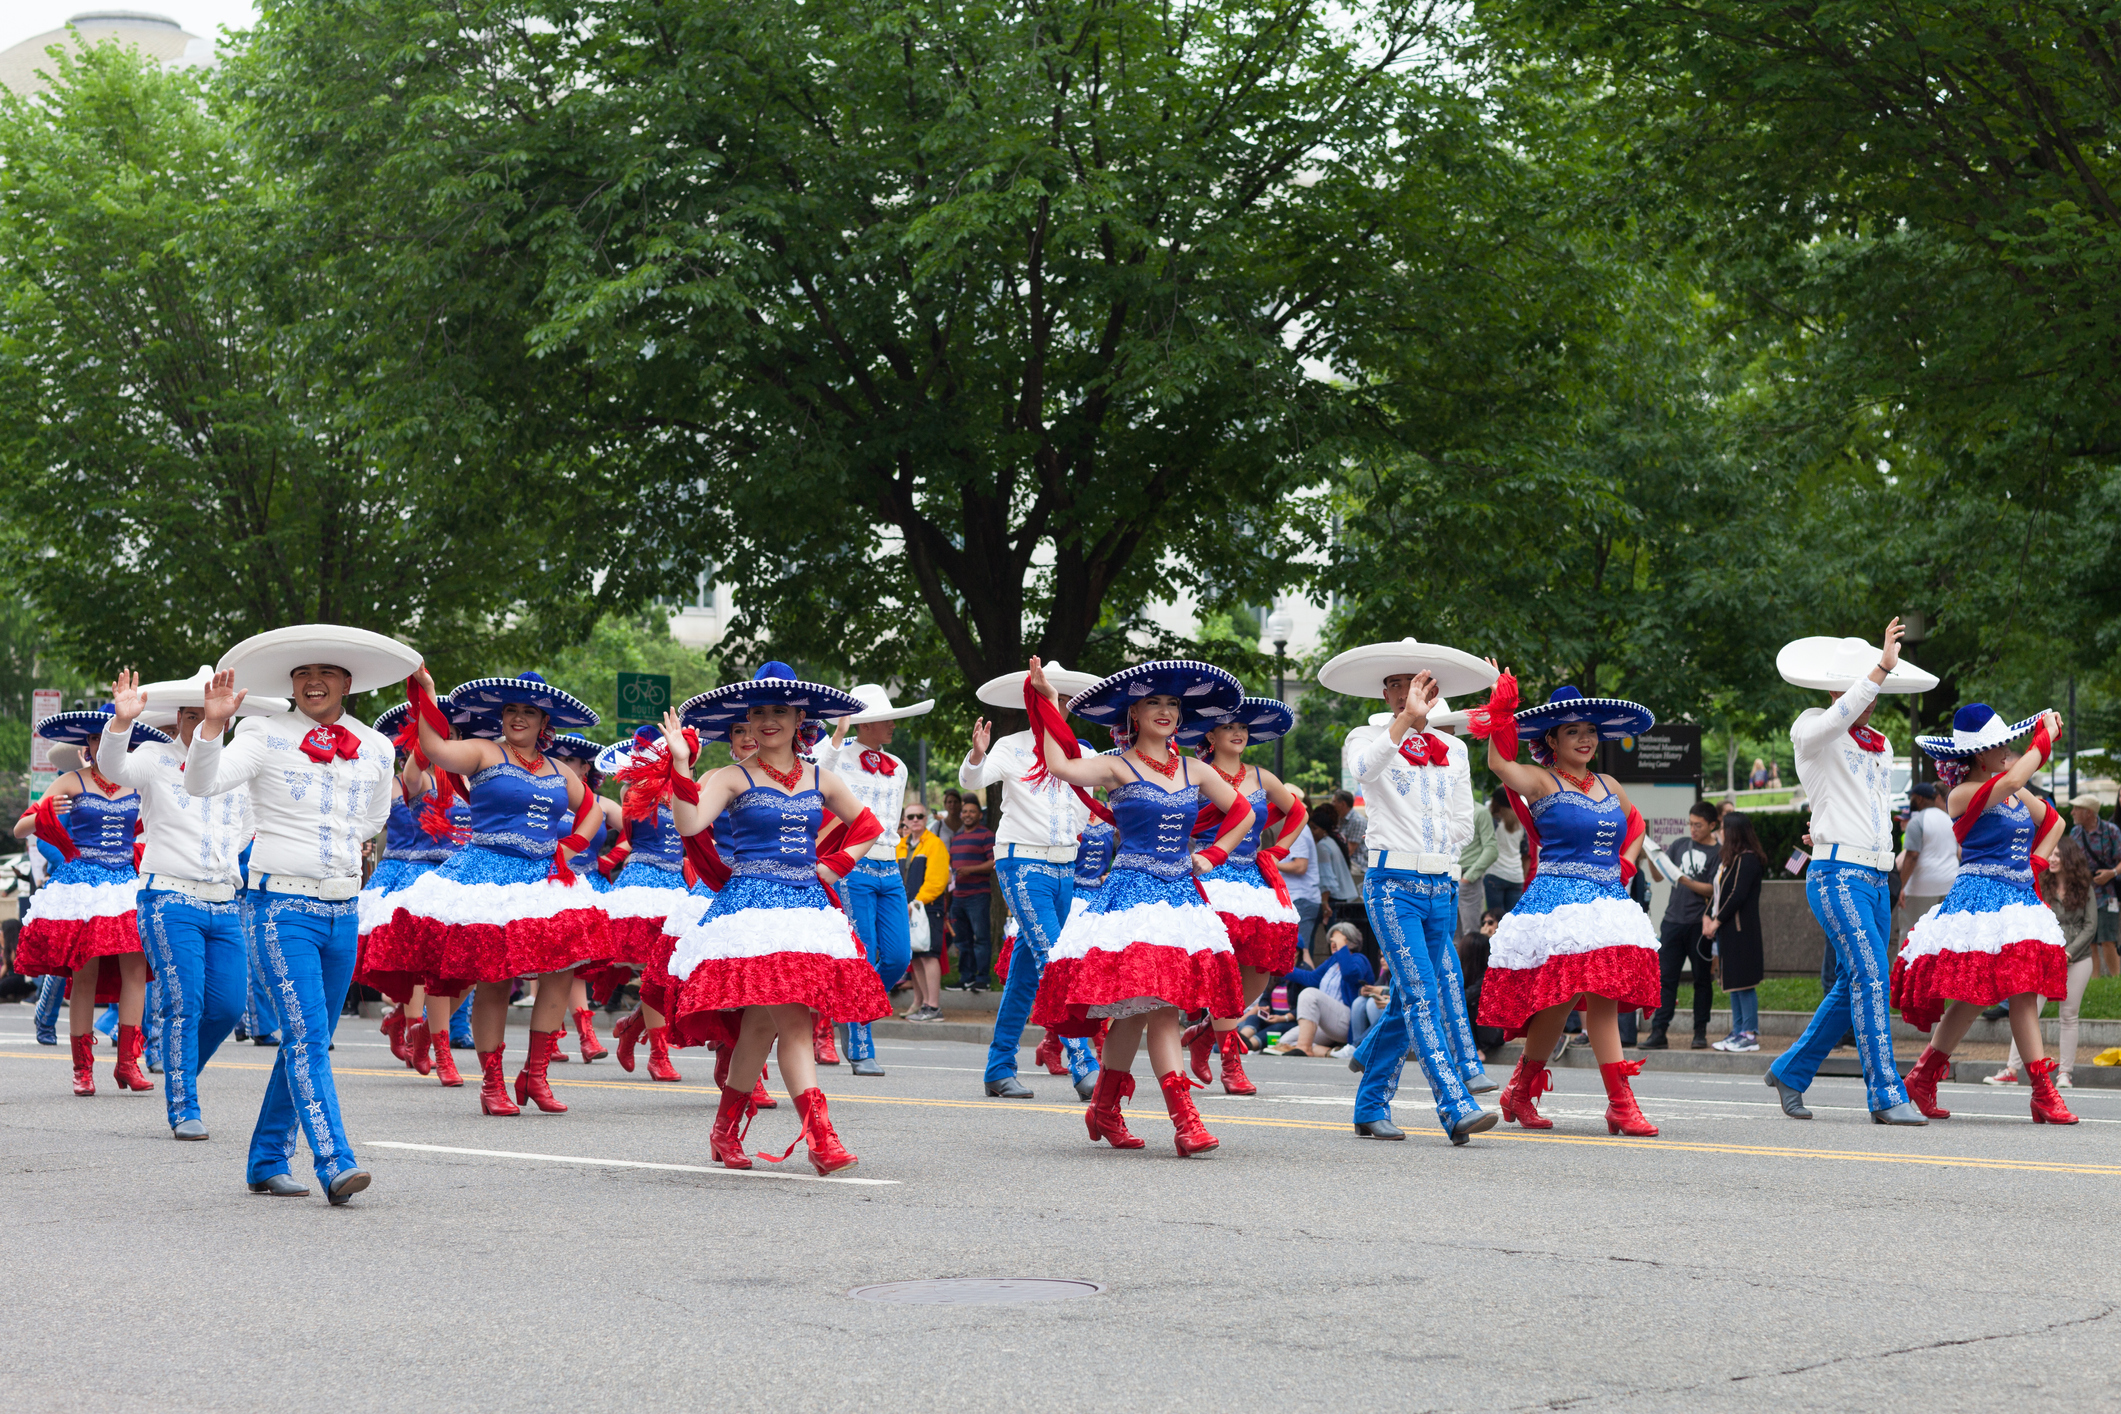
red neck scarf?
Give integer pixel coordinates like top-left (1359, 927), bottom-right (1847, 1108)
top-left (1398, 731), bottom-right (1453, 767)
top-left (1848, 726), bottom-right (1887, 753)
top-left (300, 722), bottom-right (361, 764)
top-left (859, 749), bottom-right (896, 776)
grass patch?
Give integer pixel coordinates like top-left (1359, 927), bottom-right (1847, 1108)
top-left (1715, 975), bottom-right (2121, 1019)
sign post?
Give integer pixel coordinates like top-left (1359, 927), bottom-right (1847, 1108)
top-left (1602, 725), bottom-right (1704, 855)
top-left (30, 687), bottom-right (61, 801)
top-left (614, 672), bottom-right (672, 740)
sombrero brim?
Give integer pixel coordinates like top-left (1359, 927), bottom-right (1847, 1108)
top-left (976, 668), bottom-right (1102, 709)
top-left (35, 712), bottom-right (173, 747)
top-left (46, 743), bottom-right (83, 772)
top-left (1175, 696), bottom-right (1296, 746)
top-left (218, 624), bottom-right (422, 696)
top-left (139, 670), bottom-right (290, 719)
top-left (1916, 713), bottom-right (2044, 761)
top-left (1777, 636), bottom-right (1940, 695)
top-left (593, 742), bottom-right (635, 776)
top-left (1316, 641), bottom-right (1497, 699)
top-left (843, 696), bottom-right (937, 725)
top-left (1066, 661), bottom-right (1244, 726)
top-left (1513, 697), bottom-right (1655, 741)
top-left (546, 734), bottom-right (605, 762)
top-left (449, 677), bottom-right (600, 731)
top-left (679, 679), bottom-right (867, 735)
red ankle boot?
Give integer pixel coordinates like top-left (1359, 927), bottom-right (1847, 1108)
top-left (478, 1047), bottom-right (520, 1115)
top-left (646, 1026), bottom-right (683, 1082)
top-left (710, 1083), bottom-right (757, 1168)
top-left (114, 1024), bottom-right (153, 1091)
top-left (751, 1073), bottom-right (777, 1110)
top-left (550, 1013), bottom-right (569, 1061)
top-left (812, 1012), bottom-right (841, 1066)
top-left (1906, 1045), bottom-right (1953, 1119)
top-left (431, 1031), bottom-right (463, 1087)
top-left (1600, 1059), bottom-right (1659, 1137)
top-left (1035, 1034), bottom-right (1067, 1075)
top-left (405, 1017), bottom-right (433, 1075)
top-left (1181, 1019), bottom-right (1216, 1084)
top-left (2027, 1057), bottom-right (2079, 1125)
top-left (1499, 1053), bottom-right (1554, 1129)
top-left (612, 1008), bottom-right (644, 1072)
top-left (792, 1087), bottom-right (857, 1176)
top-left (573, 1007), bottom-right (608, 1063)
top-left (1218, 1029), bottom-right (1258, 1096)
top-left (383, 1005), bottom-right (409, 1062)
top-left (1159, 1070), bottom-right (1219, 1157)
top-left (1084, 1069), bottom-right (1146, 1149)
top-left (71, 1033), bottom-right (96, 1096)
top-left (514, 1029), bottom-right (570, 1112)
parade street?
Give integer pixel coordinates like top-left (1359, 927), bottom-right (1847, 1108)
top-left (6, 1020), bottom-right (2115, 1412)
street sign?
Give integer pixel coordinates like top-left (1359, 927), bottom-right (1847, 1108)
top-left (30, 687), bottom-right (61, 800)
top-left (614, 671), bottom-right (672, 738)
top-left (1601, 724), bottom-right (1701, 784)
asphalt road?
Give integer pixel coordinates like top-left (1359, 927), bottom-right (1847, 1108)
top-left (5, 1010), bottom-right (2117, 1412)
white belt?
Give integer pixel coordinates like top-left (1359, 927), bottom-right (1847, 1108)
top-left (1368, 849), bottom-right (1462, 880)
top-left (249, 871), bottom-right (361, 902)
top-left (1817, 842), bottom-right (1892, 872)
top-left (141, 874), bottom-right (238, 903)
top-left (998, 842), bottom-right (1077, 864)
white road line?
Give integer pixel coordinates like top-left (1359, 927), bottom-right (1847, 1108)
top-left (366, 1141), bottom-right (899, 1185)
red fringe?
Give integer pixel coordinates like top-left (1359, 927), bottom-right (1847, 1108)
top-left (1030, 943), bottom-right (1245, 1036)
top-left (1464, 672), bottom-right (1520, 761)
top-left (1891, 939), bottom-right (2068, 1032)
top-left (617, 730), bottom-right (699, 822)
top-left (1476, 945), bottom-right (1661, 1039)
top-left (1022, 683), bottom-right (1118, 825)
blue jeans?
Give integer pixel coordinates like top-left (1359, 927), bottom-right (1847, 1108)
top-left (841, 859), bottom-right (912, 1062)
top-left (242, 915), bottom-right (279, 1041)
top-left (244, 890), bottom-right (362, 1186)
top-left (1770, 861), bottom-right (1908, 1112)
top-left (1729, 987), bottom-right (1759, 1036)
top-left (986, 855), bottom-right (1098, 1084)
top-left (137, 889), bottom-right (247, 1128)
top-left (34, 973), bottom-right (65, 1042)
top-left (1483, 876), bottom-right (1524, 915)
top-left (1352, 870), bottom-right (1483, 1136)
top-left (1349, 995), bottom-right (1384, 1047)
top-left (949, 894), bottom-right (993, 984)
top-left (1292, 895), bottom-right (1321, 957)
top-left (450, 992), bottom-right (475, 1047)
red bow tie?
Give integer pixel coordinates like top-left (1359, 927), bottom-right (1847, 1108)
top-left (1398, 732), bottom-right (1453, 767)
top-left (859, 749), bottom-right (897, 777)
top-left (1848, 726), bottom-right (1887, 754)
top-left (299, 723), bottom-right (362, 765)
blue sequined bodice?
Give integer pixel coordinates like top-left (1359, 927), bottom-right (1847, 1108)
top-left (1525, 783), bottom-right (1626, 886)
top-left (724, 771), bottom-right (825, 883)
top-left (1191, 779), bottom-right (1267, 863)
top-left (384, 794), bottom-right (422, 854)
top-left (69, 790), bottom-right (139, 869)
top-left (1109, 763), bottom-right (1201, 882)
top-left (466, 759), bottom-right (570, 858)
top-left (628, 804), bottom-right (684, 869)
top-left (1959, 793), bottom-right (2034, 883)
top-left (387, 790), bottom-right (470, 862)
top-left (1075, 820), bottom-right (1116, 887)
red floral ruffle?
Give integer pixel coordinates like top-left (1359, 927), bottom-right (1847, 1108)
top-left (670, 952), bottom-right (891, 1027)
top-left (352, 941), bottom-right (418, 1005)
top-left (14, 915), bottom-right (145, 980)
top-left (364, 907), bottom-right (613, 997)
top-left (1892, 939), bottom-right (2068, 1032)
top-left (1477, 945), bottom-right (1661, 1039)
top-left (1031, 943), bottom-right (1245, 1038)
top-left (1220, 913), bottom-right (1297, 973)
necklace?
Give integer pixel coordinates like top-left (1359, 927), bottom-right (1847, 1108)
top-left (508, 744), bottom-right (546, 773)
top-left (757, 755), bottom-right (804, 791)
top-left (1135, 747), bottom-right (1180, 781)
top-left (1210, 761), bottom-right (1247, 790)
top-left (87, 767), bottom-right (120, 797)
top-left (1557, 767), bottom-right (1600, 794)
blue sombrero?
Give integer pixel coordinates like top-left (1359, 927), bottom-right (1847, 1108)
top-left (547, 732), bottom-right (605, 763)
top-left (1176, 694), bottom-right (1296, 747)
top-left (1514, 686), bottom-right (1654, 759)
top-left (1916, 704), bottom-right (2045, 762)
top-left (446, 671), bottom-right (599, 731)
top-left (1065, 661), bottom-right (1244, 729)
top-left (678, 662), bottom-right (865, 742)
top-left (373, 694), bottom-right (501, 746)
top-left (594, 723), bottom-right (666, 777)
top-left (36, 704), bottom-right (173, 748)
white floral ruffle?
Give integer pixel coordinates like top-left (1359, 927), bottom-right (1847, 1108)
top-left (1050, 899), bottom-right (1233, 962)
top-left (1903, 900), bottom-right (2065, 960)
top-left (1489, 895), bottom-right (1659, 970)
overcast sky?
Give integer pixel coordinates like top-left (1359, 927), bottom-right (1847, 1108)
top-left (4, 2), bottom-right (261, 49)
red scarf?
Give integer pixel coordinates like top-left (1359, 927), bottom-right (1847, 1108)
top-left (1397, 731), bottom-right (1453, 767)
top-left (1848, 725), bottom-right (1887, 753)
top-left (300, 722), bottom-right (362, 764)
top-left (858, 749), bottom-right (897, 776)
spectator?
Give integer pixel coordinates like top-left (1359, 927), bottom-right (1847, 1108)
top-left (1767, 761), bottom-right (1783, 789)
top-left (1705, 811), bottom-right (1768, 1051)
top-left (1749, 757), bottom-right (1770, 791)
top-left (1990, 835), bottom-right (2098, 1086)
top-left (1269, 921), bottom-right (1374, 1056)
top-left (1897, 781), bottom-right (1960, 944)
top-left (1457, 788), bottom-right (1497, 934)
top-left (1485, 788), bottom-right (1527, 917)
top-left (937, 788), bottom-right (962, 851)
top-left (1281, 791), bottom-right (1321, 961)
top-left (1644, 799), bottom-right (1719, 1051)
top-left (896, 802), bottom-right (950, 1021)
top-left (1309, 803), bottom-right (1360, 941)
top-left (1457, 914), bottom-right (1507, 1055)
top-left (1333, 789), bottom-right (1368, 886)
top-left (947, 799), bottom-right (996, 991)
top-left (2067, 794), bottom-right (2120, 978)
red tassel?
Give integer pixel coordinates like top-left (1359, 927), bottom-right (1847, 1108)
top-left (33, 794), bottom-right (79, 863)
top-left (547, 786), bottom-right (602, 884)
top-left (617, 728), bottom-right (700, 822)
top-left (1506, 788), bottom-right (1543, 883)
top-left (683, 825), bottom-right (731, 892)
top-left (1021, 683), bottom-right (1118, 826)
top-left (817, 807), bottom-right (883, 879)
top-left (1465, 672), bottom-right (1521, 762)
top-left (1619, 803), bottom-right (1645, 887)
top-left (400, 677), bottom-right (462, 813)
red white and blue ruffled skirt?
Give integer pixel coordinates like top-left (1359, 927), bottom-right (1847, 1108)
top-left (577, 858), bottom-right (695, 1003)
top-left (1479, 869), bottom-right (1660, 1037)
top-left (1196, 855), bottom-right (1299, 973)
top-left (362, 842), bottom-right (611, 996)
top-left (16, 858), bottom-right (145, 1001)
top-left (357, 855), bottom-right (447, 941)
top-left (1893, 868), bottom-right (2067, 1031)
top-left (666, 867), bottom-right (889, 1026)
top-left (1033, 862), bottom-right (1244, 1037)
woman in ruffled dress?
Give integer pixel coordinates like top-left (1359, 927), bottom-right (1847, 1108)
top-left (1896, 705), bottom-right (2075, 1124)
top-left (544, 731), bottom-right (614, 1063)
top-left (657, 665), bottom-right (888, 1175)
top-left (12, 706), bottom-right (171, 1096)
top-left (363, 669), bottom-right (611, 1116)
top-left (1465, 673), bottom-right (1664, 1137)
top-left (1021, 658), bottom-right (1255, 1157)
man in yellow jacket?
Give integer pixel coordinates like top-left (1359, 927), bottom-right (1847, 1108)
top-left (897, 801), bottom-right (951, 1022)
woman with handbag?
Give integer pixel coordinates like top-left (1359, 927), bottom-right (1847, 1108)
top-left (1704, 812), bottom-right (1768, 1051)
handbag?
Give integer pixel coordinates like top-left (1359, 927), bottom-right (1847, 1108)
top-left (907, 899), bottom-right (933, 956)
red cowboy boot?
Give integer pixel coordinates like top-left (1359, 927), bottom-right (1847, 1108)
top-left (1600, 1059), bottom-right (1659, 1137)
top-left (1498, 1052), bottom-right (1554, 1129)
top-left (478, 1047), bottom-right (520, 1115)
top-left (792, 1087), bottom-right (858, 1176)
top-left (612, 1008), bottom-right (644, 1072)
top-left (646, 1027), bottom-right (683, 1082)
top-left (572, 1007), bottom-right (608, 1063)
top-left (1035, 1034), bottom-right (1068, 1075)
top-left (405, 1016), bottom-right (433, 1076)
top-left (812, 1012), bottom-right (841, 1066)
top-left (71, 1032), bottom-right (96, 1096)
top-left (710, 1083), bottom-right (756, 1169)
top-left (1084, 1069), bottom-right (1146, 1149)
top-left (1905, 1045), bottom-right (1953, 1119)
top-left (514, 1029), bottom-right (570, 1112)
top-left (1181, 1019), bottom-right (1216, 1084)
top-left (430, 1030), bottom-right (463, 1087)
top-left (382, 1004), bottom-right (409, 1063)
top-left (2027, 1057), bottom-right (2079, 1125)
top-left (114, 1024), bottom-right (153, 1091)
top-left (1159, 1070), bottom-right (1220, 1157)
top-left (751, 1072), bottom-right (777, 1109)
top-left (1218, 1029), bottom-right (1258, 1096)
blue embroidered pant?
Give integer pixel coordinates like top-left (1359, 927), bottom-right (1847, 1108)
top-left (243, 891), bottom-right (361, 1186)
top-left (987, 856), bottom-right (1098, 1085)
top-left (1352, 869), bottom-right (1483, 1136)
top-left (840, 859), bottom-right (913, 1063)
top-left (34, 973), bottom-right (65, 1042)
top-left (1771, 860), bottom-right (1908, 1112)
top-left (450, 991), bottom-right (475, 1047)
top-left (242, 917), bottom-right (279, 1041)
top-left (137, 889), bottom-right (247, 1128)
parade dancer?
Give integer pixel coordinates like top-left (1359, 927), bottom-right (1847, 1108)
top-left (817, 684), bottom-right (934, 1078)
top-left (1023, 658), bottom-right (1252, 1157)
top-left (1765, 626), bottom-right (1934, 1125)
top-left (12, 706), bottom-right (170, 1098)
top-left (657, 664), bottom-right (887, 1176)
top-left (28, 747), bottom-right (78, 1047)
top-left (1467, 673), bottom-right (1665, 1137)
top-left (102, 669), bottom-right (280, 1137)
top-left (364, 669), bottom-right (610, 1116)
top-left (1316, 639), bottom-right (1502, 1143)
top-left (1177, 697), bottom-right (1308, 1099)
top-left (548, 731), bottom-right (614, 1062)
top-left (586, 727), bottom-right (695, 1081)
top-left (961, 661), bottom-right (1106, 1100)
top-left (1895, 705), bottom-right (2075, 1124)
top-left (189, 624), bottom-right (415, 1203)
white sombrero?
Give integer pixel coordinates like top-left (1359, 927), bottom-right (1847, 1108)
top-left (841, 683), bottom-right (936, 725)
top-left (975, 661), bottom-right (1102, 710)
top-left (139, 666), bottom-right (290, 726)
top-left (1316, 639), bottom-right (1497, 699)
top-left (217, 625), bottom-right (423, 696)
top-left (1776, 636), bottom-right (1939, 695)
top-left (1362, 698), bottom-right (1465, 735)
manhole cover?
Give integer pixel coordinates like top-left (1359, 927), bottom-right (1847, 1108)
top-left (849, 1278), bottom-right (1104, 1305)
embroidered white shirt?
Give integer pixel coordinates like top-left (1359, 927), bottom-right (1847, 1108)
top-left (815, 738), bottom-right (908, 850)
top-left (959, 730), bottom-right (1088, 849)
top-left (99, 725), bottom-right (252, 887)
top-left (1791, 675), bottom-right (1894, 859)
top-left (184, 710), bottom-right (395, 882)
top-left (1343, 713), bottom-right (1474, 866)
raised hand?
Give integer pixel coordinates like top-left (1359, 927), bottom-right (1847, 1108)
top-left (970, 716), bottom-right (993, 759)
top-left (412, 663), bottom-right (437, 695)
top-left (1414, 669), bottom-right (1440, 707)
top-left (1026, 656), bottom-right (1056, 702)
top-left (109, 669), bottom-right (145, 728)
top-left (200, 669), bottom-right (246, 733)
top-left (660, 708), bottom-right (693, 773)
top-left (1879, 617), bottom-right (1904, 672)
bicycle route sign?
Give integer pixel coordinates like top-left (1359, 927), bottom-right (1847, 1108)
top-left (615, 671), bottom-right (671, 739)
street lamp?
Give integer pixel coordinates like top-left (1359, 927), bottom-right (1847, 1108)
top-left (1266, 605), bottom-right (1294, 777)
